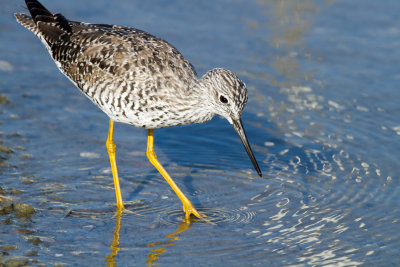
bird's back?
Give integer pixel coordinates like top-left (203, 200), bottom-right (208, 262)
top-left (15, 1), bottom-right (200, 128)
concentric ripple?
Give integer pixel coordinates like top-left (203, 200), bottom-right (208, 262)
top-left (159, 208), bottom-right (257, 225)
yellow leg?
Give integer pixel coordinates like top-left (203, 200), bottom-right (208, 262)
top-left (146, 129), bottom-right (202, 221)
top-left (106, 120), bottom-right (124, 209)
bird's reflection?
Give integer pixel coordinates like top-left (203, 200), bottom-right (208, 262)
top-left (104, 208), bottom-right (195, 267)
top-left (146, 219), bottom-right (193, 266)
top-left (105, 208), bottom-right (123, 267)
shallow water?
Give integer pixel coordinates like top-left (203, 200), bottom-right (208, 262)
top-left (1, 0), bottom-right (400, 266)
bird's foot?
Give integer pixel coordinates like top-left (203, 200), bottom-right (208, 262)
top-left (182, 198), bottom-right (211, 224)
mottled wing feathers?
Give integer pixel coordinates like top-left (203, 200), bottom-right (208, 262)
top-left (15, 0), bottom-right (196, 84)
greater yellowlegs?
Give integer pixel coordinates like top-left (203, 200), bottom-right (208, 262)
top-left (15, 0), bottom-right (262, 220)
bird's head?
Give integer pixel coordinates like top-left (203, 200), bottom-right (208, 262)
top-left (200, 68), bottom-right (262, 177)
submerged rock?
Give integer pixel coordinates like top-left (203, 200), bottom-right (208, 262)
top-left (0, 94), bottom-right (10, 105)
top-left (4, 257), bottom-right (29, 267)
top-left (0, 145), bottom-right (13, 154)
top-left (0, 245), bottom-right (18, 251)
top-left (0, 186), bottom-right (6, 195)
top-left (24, 250), bottom-right (38, 257)
top-left (10, 188), bottom-right (22, 195)
top-left (13, 203), bottom-right (35, 218)
top-left (0, 197), bottom-right (13, 215)
top-left (28, 237), bottom-right (42, 246)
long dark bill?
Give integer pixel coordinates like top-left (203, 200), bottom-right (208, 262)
top-left (233, 119), bottom-right (262, 177)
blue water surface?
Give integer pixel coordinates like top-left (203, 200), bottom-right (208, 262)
top-left (1, 0), bottom-right (399, 266)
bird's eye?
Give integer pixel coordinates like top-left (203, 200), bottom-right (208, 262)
top-left (219, 95), bottom-right (228, 104)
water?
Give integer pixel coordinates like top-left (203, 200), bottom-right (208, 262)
top-left (1, 0), bottom-right (400, 265)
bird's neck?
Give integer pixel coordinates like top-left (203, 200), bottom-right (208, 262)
top-left (178, 77), bottom-right (215, 125)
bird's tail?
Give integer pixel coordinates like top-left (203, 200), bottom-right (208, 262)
top-left (15, 0), bottom-right (72, 45)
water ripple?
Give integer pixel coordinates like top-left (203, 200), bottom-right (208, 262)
top-left (159, 208), bottom-right (257, 225)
